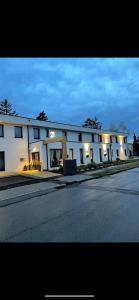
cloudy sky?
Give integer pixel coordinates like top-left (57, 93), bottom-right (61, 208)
top-left (0, 57), bottom-right (138, 138)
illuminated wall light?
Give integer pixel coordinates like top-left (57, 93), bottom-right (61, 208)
top-left (84, 143), bottom-right (89, 152)
top-left (33, 147), bottom-right (37, 152)
top-left (49, 131), bottom-right (55, 138)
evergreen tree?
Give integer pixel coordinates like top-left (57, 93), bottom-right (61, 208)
top-left (0, 99), bottom-right (17, 115)
top-left (83, 116), bottom-right (102, 129)
top-left (36, 111), bottom-right (48, 121)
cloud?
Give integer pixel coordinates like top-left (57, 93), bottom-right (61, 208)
top-left (0, 57), bottom-right (139, 136)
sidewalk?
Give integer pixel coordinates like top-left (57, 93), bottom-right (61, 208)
top-left (53, 161), bottom-right (139, 184)
top-left (0, 181), bottom-right (66, 207)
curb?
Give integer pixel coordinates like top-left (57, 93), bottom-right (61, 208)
top-left (0, 184), bottom-right (66, 208)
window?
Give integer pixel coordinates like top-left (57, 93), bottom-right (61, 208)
top-left (15, 126), bottom-right (23, 138)
top-left (125, 149), bottom-right (127, 156)
top-left (116, 149), bottom-right (119, 157)
top-left (115, 136), bottom-right (118, 143)
top-left (78, 132), bottom-right (82, 142)
top-left (46, 129), bottom-right (49, 138)
top-left (69, 148), bottom-right (74, 159)
top-left (50, 149), bottom-right (62, 168)
top-left (98, 135), bottom-right (102, 142)
top-left (99, 148), bottom-right (103, 162)
top-left (92, 134), bottom-right (94, 143)
top-left (90, 148), bottom-right (93, 162)
top-left (63, 131), bottom-right (67, 138)
top-left (124, 137), bottom-right (127, 144)
top-left (110, 135), bottom-right (113, 143)
top-left (0, 125), bottom-right (4, 137)
top-left (80, 149), bottom-right (84, 164)
top-left (33, 128), bottom-right (40, 139)
top-left (32, 152), bottom-right (40, 161)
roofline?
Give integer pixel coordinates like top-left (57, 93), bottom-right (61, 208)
top-left (0, 113), bottom-right (128, 136)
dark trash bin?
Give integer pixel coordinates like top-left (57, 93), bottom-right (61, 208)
top-left (63, 159), bottom-right (77, 176)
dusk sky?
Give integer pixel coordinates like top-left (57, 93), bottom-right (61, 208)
top-left (0, 58), bottom-right (138, 139)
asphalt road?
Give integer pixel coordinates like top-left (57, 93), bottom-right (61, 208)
top-left (1, 168), bottom-right (139, 242)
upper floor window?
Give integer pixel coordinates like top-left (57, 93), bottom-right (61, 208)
top-left (125, 149), bottom-right (127, 156)
top-left (115, 136), bottom-right (118, 143)
top-left (46, 129), bottom-right (49, 138)
top-left (33, 128), bottom-right (40, 139)
top-left (110, 135), bottom-right (113, 143)
top-left (78, 132), bottom-right (82, 142)
top-left (63, 131), bottom-right (67, 138)
top-left (92, 134), bottom-right (94, 143)
top-left (0, 125), bottom-right (4, 137)
top-left (98, 135), bottom-right (102, 142)
top-left (15, 126), bottom-right (23, 138)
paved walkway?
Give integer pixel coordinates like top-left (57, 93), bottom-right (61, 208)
top-left (0, 181), bottom-right (66, 207)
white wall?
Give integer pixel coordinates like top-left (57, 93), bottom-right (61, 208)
top-left (0, 124), bottom-right (28, 172)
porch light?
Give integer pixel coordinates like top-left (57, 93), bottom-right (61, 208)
top-left (49, 131), bottom-right (55, 138)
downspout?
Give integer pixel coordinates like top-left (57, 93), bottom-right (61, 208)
top-left (27, 125), bottom-right (30, 169)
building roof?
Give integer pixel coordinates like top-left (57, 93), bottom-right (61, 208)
top-left (0, 113), bottom-right (128, 136)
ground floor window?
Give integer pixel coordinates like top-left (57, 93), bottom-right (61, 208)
top-left (0, 151), bottom-right (5, 171)
top-left (90, 148), bottom-right (93, 162)
top-left (99, 148), bottom-right (103, 162)
top-left (50, 149), bottom-right (62, 167)
top-left (107, 148), bottom-right (110, 160)
top-left (80, 148), bottom-right (84, 164)
top-left (32, 152), bottom-right (40, 161)
top-left (69, 148), bottom-right (74, 159)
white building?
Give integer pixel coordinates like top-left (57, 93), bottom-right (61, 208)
top-left (0, 114), bottom-right (132, 172)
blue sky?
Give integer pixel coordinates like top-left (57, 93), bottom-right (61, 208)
top-left (0, 57), bottom-right (138, 138)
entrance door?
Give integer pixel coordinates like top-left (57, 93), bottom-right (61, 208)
top-left (80, 149), bottom-right (84, 164)
top-left (0, 152), bottom-right (5, 171)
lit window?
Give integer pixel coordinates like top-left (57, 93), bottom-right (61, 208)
top-left (15, 126), bottom-right (23, 138)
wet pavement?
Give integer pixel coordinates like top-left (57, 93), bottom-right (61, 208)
top-left (0, 167), bottom-right (139, 242)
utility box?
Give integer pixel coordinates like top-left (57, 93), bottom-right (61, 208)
top-left (63, 159), bottom-right (77, 176)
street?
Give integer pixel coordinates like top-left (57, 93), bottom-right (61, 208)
top-left (1, 168), bottom-right (139, 242)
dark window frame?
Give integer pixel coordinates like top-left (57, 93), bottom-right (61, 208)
top-left (92, 134), bottom-right (94, 143)
top-left (33, 128), bottom-right (40, 139)
top-left (15, 126), bottom-right (23, 138)
top-left (115, 136), bottom-right (118, 143)
top-left (0, 125), bottom-right (4, 137)
top-left (125, 149), bottom-right (127, 156)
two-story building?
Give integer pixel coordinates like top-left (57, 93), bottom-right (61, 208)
top-left (0, 114), bottom-right (131, 172)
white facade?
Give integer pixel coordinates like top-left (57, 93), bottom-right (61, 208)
top-left (0, 114), bottom-right (129, 172)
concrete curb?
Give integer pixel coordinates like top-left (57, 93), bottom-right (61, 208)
top-left (0, 184), bottom-right (66, 208)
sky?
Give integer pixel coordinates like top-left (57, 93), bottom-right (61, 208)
top-left (0, 57), bottom-right (138, 140)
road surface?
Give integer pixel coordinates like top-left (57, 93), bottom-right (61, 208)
top-left (1, 168), bottom-right (139, 242)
